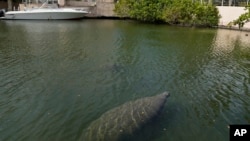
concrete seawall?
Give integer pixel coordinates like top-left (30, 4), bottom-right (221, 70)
top-left (66, 0), bottom-right (116, 17)
top-left (217, 6), bottom-right (250, 30)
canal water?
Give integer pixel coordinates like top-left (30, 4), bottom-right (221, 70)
top-left (0, 20), bottom-right (249, 141)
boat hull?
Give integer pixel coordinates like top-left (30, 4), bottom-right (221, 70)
top-left (4, 9), bottom-right (88, 20)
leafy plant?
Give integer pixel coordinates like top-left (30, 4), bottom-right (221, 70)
top-left (114, 0), bottom-right (132, 18)
top-left (193, 4), bottom-right (220, 27)
top-left (114, 0), bottom-right (220, 26)
top-left (231, 6), bottom-right (250, 29)
top-left (115, 0), bottom-right (167, 22)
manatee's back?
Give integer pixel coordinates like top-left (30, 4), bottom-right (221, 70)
top-left (81, 92), bottom-right (169, 141)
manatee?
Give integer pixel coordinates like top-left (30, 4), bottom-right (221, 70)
top-left (80, 91), bottom-right (170, 141)
top-left (100, 63), bottom-right (124, 72)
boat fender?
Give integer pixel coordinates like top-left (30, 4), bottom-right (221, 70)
top-left (0, 9), bottom-right (5, 17)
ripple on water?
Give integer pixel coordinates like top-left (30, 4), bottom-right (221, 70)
top-left (0, 21), bottom-right (250, 141)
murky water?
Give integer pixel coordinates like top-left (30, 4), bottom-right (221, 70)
top-left (0, 20), bottom-right (249, 141)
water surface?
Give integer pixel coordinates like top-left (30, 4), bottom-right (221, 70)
top-left (0, 20), bottom-right (249, 141)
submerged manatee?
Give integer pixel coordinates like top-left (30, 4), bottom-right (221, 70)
top-left (80, 92), bottom-right (170, 141)
top-left (100, 63), bottom-right (124, 73)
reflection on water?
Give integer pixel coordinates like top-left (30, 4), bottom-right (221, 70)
top-left (212, 29), bottom-right (250, 55)
top-left (0, 20), bottom-right (249, 141)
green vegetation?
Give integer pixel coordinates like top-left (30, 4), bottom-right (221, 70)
top-left (114, 0), bottom-right (220, 27)
top-left (230, 6), bottom-right (250, 29)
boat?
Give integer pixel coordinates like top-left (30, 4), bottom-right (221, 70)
top-left (2, 0), bottom-right (89, 20)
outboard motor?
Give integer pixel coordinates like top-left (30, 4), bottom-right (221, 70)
top-left (0, 9), bottom-right (5, 17)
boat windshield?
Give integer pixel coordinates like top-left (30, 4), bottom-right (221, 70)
top-left (40, 2), bottom-right (59, 9)
top-left (39, 0), bottom-right (59, 9)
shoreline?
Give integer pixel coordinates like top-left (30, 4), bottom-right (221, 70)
top-left (217, 25), bottom-right (250, 32)
top-left (82, 17), bottom-right (250, 32)
top-left (2, 17), bottom-right (250, 32)
top-left (2, 6), bottom-right (250, 32)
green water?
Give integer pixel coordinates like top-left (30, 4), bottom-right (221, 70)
top-left (0, 20), bottom-right (249, 141)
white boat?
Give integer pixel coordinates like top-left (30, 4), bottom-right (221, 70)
top-left (3, 0), bottom-right (89, 20)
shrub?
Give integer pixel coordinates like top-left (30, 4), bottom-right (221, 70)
top-left (163, 0), bottom-right (195, 25)
top-left (115, 0), bottom-right (220, 26)
top-left (193, 4), bottom-right (220, 27)
top-left (115, 0), bottom-right (167, 22)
